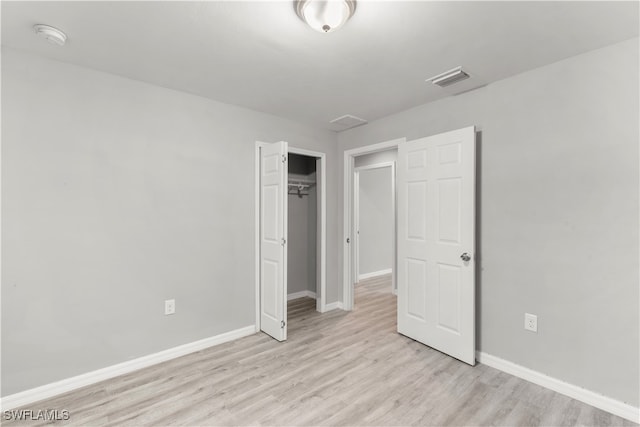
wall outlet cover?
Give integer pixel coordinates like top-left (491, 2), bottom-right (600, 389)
top-left (524, 313), bottom-right (537, 332)
top-left (165, 299), bottom-right (176, 315)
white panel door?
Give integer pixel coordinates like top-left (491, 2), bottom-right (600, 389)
top-left (397, 126), bottom-right (476, 365)
top-left (260, 141), bottom-right (288, 341)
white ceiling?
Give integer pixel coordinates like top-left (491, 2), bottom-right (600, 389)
top-left (2, 1), bottom-right (638, 131)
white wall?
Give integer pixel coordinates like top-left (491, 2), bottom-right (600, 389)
top-left (339, 38), bottom-right (640, 406)
top-left (288, 191), bottom-right (310, 294)
top-left (1, 48), bottom-right (340, 396)
top-left (357, 167), bottom-right (393, 278)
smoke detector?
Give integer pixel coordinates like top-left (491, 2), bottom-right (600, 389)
top-left (33, 24), bottom-right (67, 46)
top-left (427, 66), bottom-right (470, 88)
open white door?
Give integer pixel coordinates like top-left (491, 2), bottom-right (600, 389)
top-left (397, 126), bottom-right (476, 365)
top-left (260, 141), bottom-right (288, 341)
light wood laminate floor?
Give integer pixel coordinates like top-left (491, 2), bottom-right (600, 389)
top-left (5, 275), bottom-right (636, 426)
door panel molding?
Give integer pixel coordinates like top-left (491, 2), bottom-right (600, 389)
top-left (258, 141), bottom-right (287, 341)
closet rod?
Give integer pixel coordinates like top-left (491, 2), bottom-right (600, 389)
top-left (287, 182), bottom-right (315, 188)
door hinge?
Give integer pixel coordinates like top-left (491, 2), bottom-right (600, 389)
top-left (282, 155), bottom-right (287, 163)
top-left (281, 320), bottom-right (286, 328)
top-left (281, 238), bottom-right (286, 246)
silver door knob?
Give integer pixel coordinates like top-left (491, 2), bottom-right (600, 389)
top-left (460, 253), bottom-right (471, 262)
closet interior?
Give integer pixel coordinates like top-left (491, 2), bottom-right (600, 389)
top-left (287, 153), bottom-right (318, 303)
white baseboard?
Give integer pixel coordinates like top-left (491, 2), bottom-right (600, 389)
top-left (1, 325), bottom-right (256, 411)
top-left (287, 290), bottom-right (316, 301)
top-left (358, 269), bottom-right (392, 281)
top-left (476, 351), bottom-right (640, 423)
top-left (324, 301), bottom-right (344, 312)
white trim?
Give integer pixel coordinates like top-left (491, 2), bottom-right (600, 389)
top-left (286, 147), bottom-right (322, 158)
top-left (391, 161), bottom-right (397, 294)
top-left (476, 351), bottom-right (640, 423)
top-left (343, 138), bottom-right (405, 311)
top-left (353, 169), bottom-right (360, 280)
top-left (358, 268), bottom-right (393, 281)
top-left (354, 161), bottom-right (395, 172)
top-left (324, 301), bottom-right (344, 311)
top-left (287, 290), bottom-right (316, 301)
top-left (318, 156), bottom-right (326, 313)
top-left (342, 150), bottom-right (353, 310)
top-left (318, 157), bottom-right (326, 313)
top-left (346, 138), bottom-right (405, 157)
top-left (254, 141), bottom-right (269, 332)
top-left (0, 326), bottom-right (256, 411)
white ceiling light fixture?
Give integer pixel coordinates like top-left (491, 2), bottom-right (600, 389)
top-left (33, 24), bottom-right (67, 46)
top-left (295, 0), bottom-right (356, 33)
top-left (427, 66), bottom-right (470, 88)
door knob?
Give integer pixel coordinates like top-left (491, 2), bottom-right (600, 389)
top-left (460, 253), bottom-right (471, 262)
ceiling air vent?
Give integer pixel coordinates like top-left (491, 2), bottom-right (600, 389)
top-left (329, 114), bottom-right (368, 131)
top-left (427, 66), bottom-right (470, 88)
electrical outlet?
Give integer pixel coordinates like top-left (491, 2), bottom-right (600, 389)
top-left (165, 299), bottom-right (175, 315)
top-left (524, 313), bottom-right (537, 332)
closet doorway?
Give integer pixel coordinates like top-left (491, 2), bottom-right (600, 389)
top-left (255, 142), bottom-right (326, 342)
top-left (287, 152), bottom-right (321, 309)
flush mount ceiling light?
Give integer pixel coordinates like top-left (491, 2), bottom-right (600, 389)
top-left (295, 0), bottom-right (356, 33)
top-left (33, 24), bottom-right (67, 46)
top-left (427, 66), bottom-right (470, 88)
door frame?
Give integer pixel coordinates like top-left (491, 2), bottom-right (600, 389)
top-left (354, 161), bottom-right (396, 294)
top-left (255, 142), bottom-right (327, 332)
top-left (343, 138), bottom-right (405, 311)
